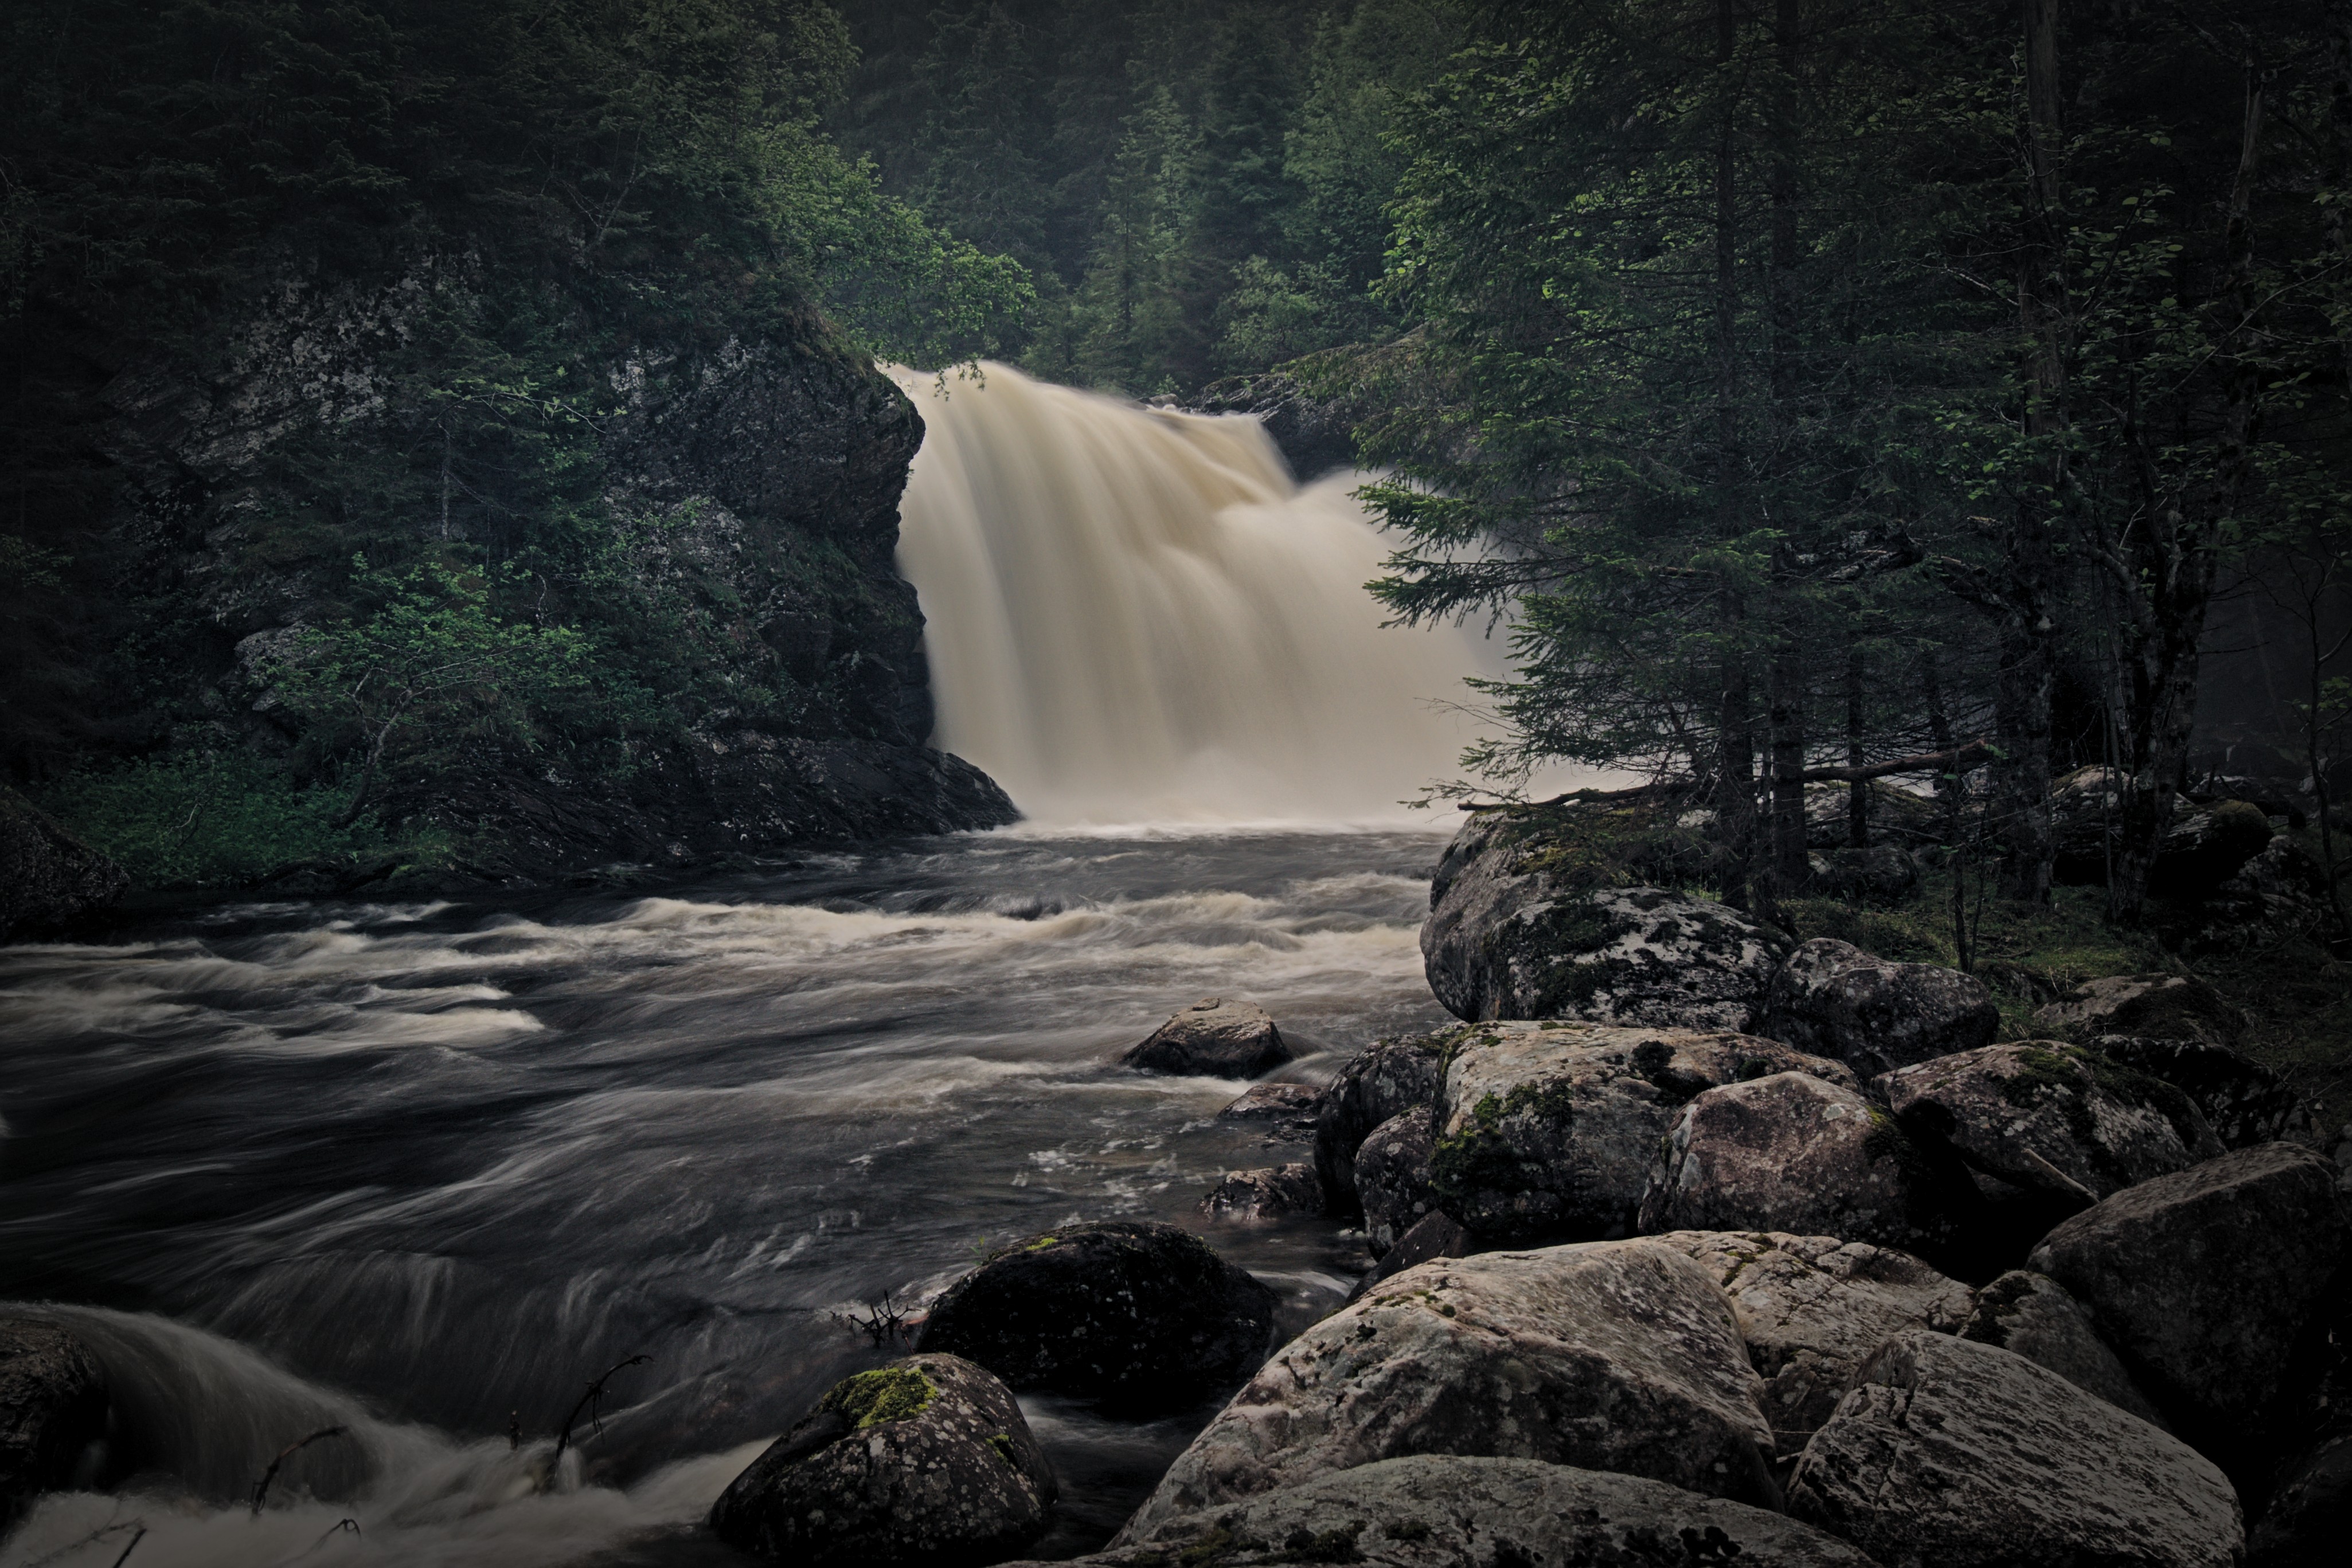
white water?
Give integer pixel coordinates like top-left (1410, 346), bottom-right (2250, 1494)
top-left (892, 363), bottom-right (1501, 826)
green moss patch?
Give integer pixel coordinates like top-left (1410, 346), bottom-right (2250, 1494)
top-left (822, 1364), bottom-right (936, 1429)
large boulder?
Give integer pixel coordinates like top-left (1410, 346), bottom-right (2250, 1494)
top-left (1116, 1240), bottom-right (1778, 1542)
top-left (1803, 779), bottom-right (1945, 850)
top-left (1880, 1041), bottom-right (2222, 1205)
top-left (0, 1320), bottom-right (108, 1529)
top-left (1646, 1231), bottom-right (1972, 1457)
top-left (2191, 832), bottom-right (2344, 953)
top-left (1353, 1108), bottom-right (1437, 1255)
top-left (2030, 972), bottom-right (2241, 1047)
top-left (1423, 810), bottom-right (1784, 1027)
top-left (2088, 1034), bottom-right (2306, 1149)
top-left (915, 1221), bottom-right (1279, 1410)
top-left (708, 1354), bottom-right (1055, 1566)
top-left (1215, 1082), bottom-right (1323, 1144)
top-left (1761, 939), bottom-right (1999, 1077)
top-left (1805, 844), bottom-right (1923, 902)
top-left (2151, 800), bottom-right (2278, 898)
top-left (1197, 1164), bottom-right (1321, 1222)
top-left (1786, 1330), bottom-right (2243, 1568)
top-left (1430, 1020), bottom-right (1855, 1243)
top-left (1015, 1456), bottom-right (1873, 1568)
top-left (1639, 1072), bottom-right (1971, 1260)
top-left (1313, 1035), bottom-right (1448, 1212)
top-left (2027, 1142), bottom-right (2349, 1451)
top-left (1960, 1269), bottom-right (2169, 1429)
top-left (2249, 1281), bottom-right (2352, 1567)
top-left (0, 790), bottom-right (129, 941)
top-left (1123, 999), bottom-right (1291, 1078)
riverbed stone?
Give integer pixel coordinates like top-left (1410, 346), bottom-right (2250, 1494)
top-left (0, 1320), bottom-right (108, 1530)
top-left (2031, 971), bottom-right (2242, 1046)
top-left (1431, 1019), bottom-right (1855, 1243)
top-left (1214, 1082), bottom-right (1322, 1143)
top-left (1197, 1164), bottom-right (1321, 1222)
top-left (2026, 1142), bottom-right (2349, 1450)
top-left (1123, 998), bottom-right (1291, 1078)
top-left (916, 1221), bottom-right (1279, 1410)
top-left (708, 1352), bottom-right (1055, 1566)
top-left (1960, 1269), bottom-right (2169, 1428)
top-left (1646, 1230), bottom-right (1972, 1456)
top-left (1880, 1041), bottom-right (2222, 1204)
top-left (1353, 1108), bottom-right (1437, 1255)
top-left (1786, 1330), bottom-right (2243, 1568)
top-left (1115, 1239), bottom-right (1777, 1542)
top-left (1761, 937), bottom-right (1999, 1077)
top-left (1313, 1035), bottom-right (1448, 1213)
top-left (1014, 1456), bottom-right (1872, 1568)
top-left (1639, 1072), bottom-right (1970, 1259)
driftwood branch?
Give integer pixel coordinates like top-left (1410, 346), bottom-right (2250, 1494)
top-left (21, 1520), bottom-right (147, 1568)
top-left (1457, 782), bottom-right (1677, 812)
top-left (1798, 740), bottom-right (1994, 784)
top-left (108, 1531), bottom-right (145, 1568)
top-left (551, 1354), bottom-right (651, 1471)
top-left (251, 1427), bottom-right (349, 1515)
top-left (269, 1519), bottom-right (360, 1568)
top-left (830, 1291), bottom-right (914, 1347)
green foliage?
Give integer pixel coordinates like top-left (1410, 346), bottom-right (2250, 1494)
top-left (36, 750), bottom-right (396, 889)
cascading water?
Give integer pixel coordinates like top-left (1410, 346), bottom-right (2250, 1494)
top-left (890, 364), bottom-right (1497, 824)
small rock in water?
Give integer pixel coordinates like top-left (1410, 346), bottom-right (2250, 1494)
top-left (1213, 1081), bottom-right (1322, 1142)
top-left (1786, 1330), bottom-right (2242, 1568)
top-left (706, 1353), bottom-right (1054, 1567)
top-left (0, 1319), bottom-right (108, 1529)
top-left (1116, 1238), bottom-right (1779, 1542)
top-left (1122, 998), bottom-right (1291, 1078)
top-left (1763, 937), bottom-right (1998, 1077)
top-left (915, 1220), bottom-right (1278, 1410)
top-left (1962, 1269), bottom-right (2169, 1429)
top-left (1353, 1106), bottom-right (1437, 1254)
top-left (1012, 1455), bottom-right (1872, 1568)
top-left (1197, 1163), bottom-right (1320, 1221)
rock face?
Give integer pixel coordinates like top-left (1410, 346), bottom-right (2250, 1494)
top-left (1761, 939), bottom-right (1999, 1077)
top-left (1018, 1456), bottom-right (1873, 1568)
top-left (2027, 1142), bottom-right (2349, 1449)
top-left (1116, 1240), bottom-right (1779, 1542)
top-left (1647, 1231), bottom-right (1973, 1456)
top-left (1424, 812), bottom-right (1785, 1027)
top-left (0, 1320), bottom-right (108, 1529)
top-left (1345, 1211), bottom-right (1471, 1302)
top-left (1215, 1083), bottom-right (1322, 1144)
top-left (1880, 1041), bottom-right (2222, 1204)
top-left (1960, 1270), bottom-right (2169, 1429)
top-left (1353, 1108), bottom-right (1437, 1254)
top-left (1124, 999), bottom-right (1291, 1078)
top-left (1786, 1330), bottom-right (2243, 1568)
top-left (916, 1221), bottom-right (1278, 1410)
top-left (1314, 1035), bottom-right (1448, 1213)
top-left (0, 790), bottom-right (130, 940)
top-left (1182, 371), bottom-right (1359, 479)
top-left (708, 1354), bottom-right (1054, 1566)
top-left (1198, 1164), bottom-right (1322, 1222)
top-left (2089, 1034), bottom-right (2305, 1149)
top-left (1640, 1072), bottom-right (1969, 1259)
top-left (2031, 972), bottom-right (2241, 1046)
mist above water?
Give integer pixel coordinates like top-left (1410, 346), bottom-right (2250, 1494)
top-left (891, 363), bottom-right (1499, 826)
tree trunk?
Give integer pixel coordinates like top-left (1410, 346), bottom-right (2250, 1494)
top-left (1711, 0), bottom-right (1756, 909)
top-left (1719, 608), bottom-right (1757, 909)
top-left (1845, 633), bottom-right (1868, 846)
top-left (1770, 631), bottom-right (1808, 895)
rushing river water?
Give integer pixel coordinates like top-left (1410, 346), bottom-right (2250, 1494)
top-left (0, 827), bottom-right (1461, 1566)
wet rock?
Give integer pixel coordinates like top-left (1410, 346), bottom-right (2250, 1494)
top-left (1880, 1041), bottom-right (2222, 1205)
top-left (1431, 1020), bottom-right (1856, 1244)
top-left (1124, 999), bottom-right (1291, 1078)
top-left (1424, 812), bottom-right (1786, 1027)
top-left (1646, 1230), bottom-right (1972, 1457)
top-left (1343, 1211), bottom-right (1471, 1303)
top-left (2027, 1142), bottom-right (2349, 1451)
top-left (2031, 971), bottom-right (2242, 1046)
top-left (1761, 938), bottom-right (1999, 1077)
top-left (1960, 1269), bottom-right (2169, 1429)
top-left (1017, 1456), bottom-right (1873, 1568)
top-left (1116, 1239), bottom-right (1779, 1541)
top-left (1805, 845), bottom-right (1922, 902)
top-left (0, 1320), bottom-right (108, 1529)
top-left (1182, 370), bottom-right (1360, 479)
top-left (1313, 1036), bottom-right (1448, 1214)
top-left (0, 789), bottom-right (129, 940)
top-left (1639, 1072), bottom-right (1970, 1259)
top-left (1214, 1082), bottom-right (1322, 1143)
top-left (916, 1221), bottom-right (1279, 1410)
top-left (1354, 1108), bottom-right (1437, 1255)
top-left (1197, 1164), bottom-right (1322, 1222)
top-left (708, 1353), bottom-right (1054, 1566)
top-left (2087, 1034), bottom-right (2306, 1149)
top-left (1786, 1330), bottom-right (2242, 1568)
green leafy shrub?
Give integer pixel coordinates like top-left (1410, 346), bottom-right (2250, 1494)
top-left (38, 752), bottom-right (390, 889)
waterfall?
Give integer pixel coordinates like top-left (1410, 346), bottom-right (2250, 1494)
top-left (889, 363), bottom-right (1499, 826)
